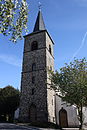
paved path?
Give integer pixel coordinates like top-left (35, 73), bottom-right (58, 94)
top-left (0, 123), bottom-right (31, 130)
top-left (64, 128), bottom-right (87, 130)
top-left (0, 123), bottom-right (58, 130)
top-left (1, 123), bottom-right (87, 130)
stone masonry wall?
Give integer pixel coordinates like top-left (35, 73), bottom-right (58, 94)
top-left (46, 32), bottom-right (55, 123)
top-left (19, 30), bottom-right (55, 123)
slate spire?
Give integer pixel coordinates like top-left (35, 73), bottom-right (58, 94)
top-left (33, 10), bottom-right (46, 32)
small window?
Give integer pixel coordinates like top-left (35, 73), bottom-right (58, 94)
top-left (31, 88), bottom-right (35, 95)
top-left (50, 66), bottom-right (52, 71)
top-left (53, 117), bottom-right (55, 122)
top-left (31, 41), bottom-right (38, 51)
top-left (32, 63), bottom-right (36, 71)
top-left (52, 99), bottom-right (53, 105)
top-left (49, 45), bottom-right (51, 54)
top-left (32, 76), bottom-right (35, 84)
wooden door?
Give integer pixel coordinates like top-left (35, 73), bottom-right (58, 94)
top-left (59, 108), bottom-right (68, 127)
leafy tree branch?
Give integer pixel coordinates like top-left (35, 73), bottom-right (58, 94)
top-left (50, 58), bottom-right (87, 129)
top-left (0, 0), bottom-right (28, 42)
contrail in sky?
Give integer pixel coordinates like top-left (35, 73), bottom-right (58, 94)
top-left (69, 31), bottom-right (87, 62)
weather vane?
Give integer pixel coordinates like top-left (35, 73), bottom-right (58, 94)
top-left (38, 2), bottom-right (42, 11)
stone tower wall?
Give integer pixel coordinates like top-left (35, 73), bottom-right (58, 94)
top-left (19, 31), bottom-right (55, 123)
top-left (46, 33), bottom-right (55, 123)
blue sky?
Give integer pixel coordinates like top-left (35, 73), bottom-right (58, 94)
top-left (0, 0), bottom-right (87, 89)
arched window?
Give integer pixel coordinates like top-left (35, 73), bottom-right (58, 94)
top-left (49, 45), bottom-right (51, 54)
top-left (32, 63), bottom-right (36, 71)
top-left (31, 41), bottom-right (38, 51)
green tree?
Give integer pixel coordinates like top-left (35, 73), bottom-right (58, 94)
top-left (50, 58), bottom-right (87, 130)
top-left (0, 0), bottom-right (28, 42)
top-left (0, 85), bottom-right (20, 122)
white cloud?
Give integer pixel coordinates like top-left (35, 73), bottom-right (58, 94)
top-left (0, 54), bottom-right (22, 67)
top-left (69, 31), bottom-right (87, 62)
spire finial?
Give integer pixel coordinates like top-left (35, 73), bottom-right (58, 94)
top-left (38, 2), bottom-right (42, 11)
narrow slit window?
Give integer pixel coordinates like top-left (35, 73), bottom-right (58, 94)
top-left (32, 63), bottom-right (36, 71)
top-left (32, 76), bottom-right (35, 84)
top-left (31, 88), bottom-right (35, 95)
top-left (49, 45), bottom-right (51, 54)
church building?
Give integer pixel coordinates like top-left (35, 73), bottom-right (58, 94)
top-left (19, 10), bottom-right (55, 123)
top-left (18, 9), bottom-right (87, 127)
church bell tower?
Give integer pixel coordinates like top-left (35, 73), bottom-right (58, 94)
top-left (19, 9), bottom-right (55, 123)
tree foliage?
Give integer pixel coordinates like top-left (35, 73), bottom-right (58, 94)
top-left (0, 0), bottom-right (28, 42)
top-left (0, 85), bottom-right (20, 122)
top-left (50, 58), bottom-right (87, 129)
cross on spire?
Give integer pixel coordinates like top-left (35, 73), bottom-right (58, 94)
top-left (38, 2), bottom-right (42, 11)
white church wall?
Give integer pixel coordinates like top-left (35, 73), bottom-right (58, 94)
top-left (55, 95), bottom-right (79, 127)
top-left (83, 107), bottom-right (87, 126)
top-left (62, 104), bottom-right (79, 127)
top-left (55, 95), bottom-right (62, 124)
top-left (14, 108), bottom-right (19, 119)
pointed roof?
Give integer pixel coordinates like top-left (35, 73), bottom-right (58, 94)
top-left (24, 10), bottom-right (54, 45)
top-left (33, 10), bottom-right (46, 32)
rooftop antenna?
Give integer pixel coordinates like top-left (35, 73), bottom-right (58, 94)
top-left (38, 2), bottom-right (42, 11)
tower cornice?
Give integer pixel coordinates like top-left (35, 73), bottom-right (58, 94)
top-left (24, 30), bottom-right (54, 45)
